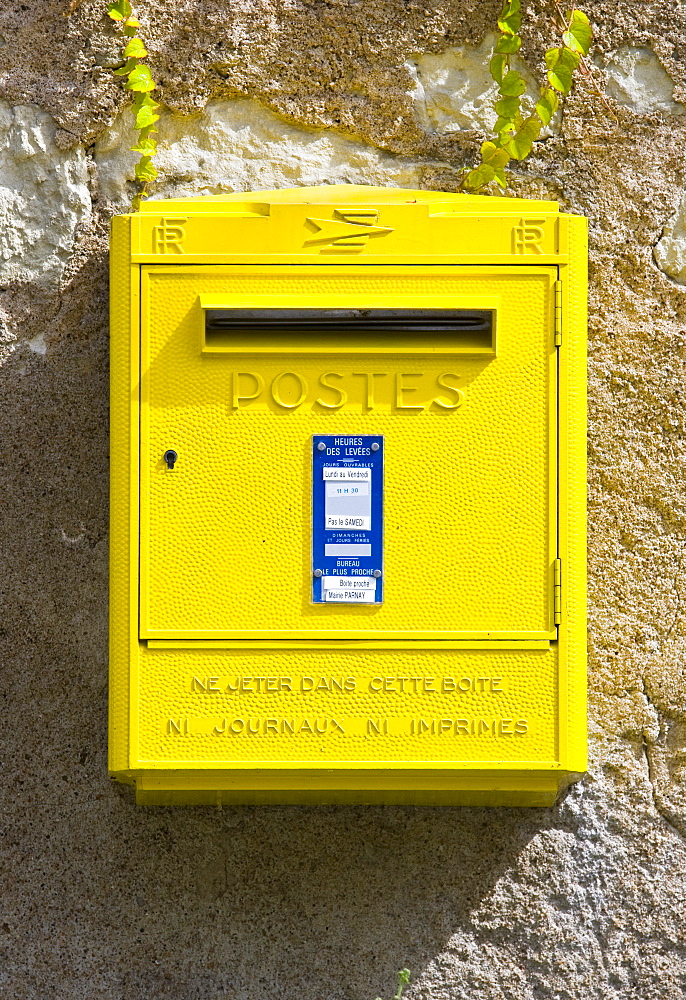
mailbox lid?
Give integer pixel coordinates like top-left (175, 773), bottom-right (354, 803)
top-left (140, 264), bottom-right (557, 640)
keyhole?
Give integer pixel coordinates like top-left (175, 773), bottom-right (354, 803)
top-left (164, 450), bottom-right (178, 470)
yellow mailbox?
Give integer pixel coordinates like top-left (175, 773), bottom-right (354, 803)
top-left (109, 185), bottom-right (586, 805)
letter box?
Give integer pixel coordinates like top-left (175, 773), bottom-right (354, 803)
top-left (109, 185), bottom-right (586, 805)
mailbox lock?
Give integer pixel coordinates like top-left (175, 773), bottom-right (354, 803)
top-left (163, 450), bottom-right (178, 470)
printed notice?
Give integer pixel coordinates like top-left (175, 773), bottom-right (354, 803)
top-left (312, 435), bottom-right (383, 605)
top-left (322, 467), bottom-right (371, 481)
top-left (325, 516), bottom-right (371, 530)
top-left (322, 577), bottom-right (376, 590)
top-left (324, 590), bottom-right (376, 603)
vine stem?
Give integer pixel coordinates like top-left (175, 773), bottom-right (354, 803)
top-left (551, 2), bottom-right (618, 121)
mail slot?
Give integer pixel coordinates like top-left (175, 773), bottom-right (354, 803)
top-left (202, 308), bottom-right (495, 354)
top-left (109, 184), bottom-right (587, 805)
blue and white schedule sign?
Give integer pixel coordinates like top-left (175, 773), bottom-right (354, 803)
top-left (312, 435), bottom-right (383, 604)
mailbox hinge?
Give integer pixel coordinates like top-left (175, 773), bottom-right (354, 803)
top-left (553, 558), bottom-right (562, 624)
top-left (554, 281), bottom-right (563, 346)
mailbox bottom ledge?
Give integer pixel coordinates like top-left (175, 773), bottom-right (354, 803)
top-left (114, 769), bottom-right (585, 807)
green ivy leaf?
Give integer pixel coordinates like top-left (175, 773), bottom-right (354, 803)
top-left (535, 88), bottom-right (559, 125)
top-left (464, 163), bottom-right (496, 191)
top-left (124, 37), bottom-right (148, 58)
top-left (497, 0), bottom-right (521, 35)
top-left (480, 141), bottom-right (510, 170)
top-left (498, 12), bottom-right (521, 35)
top-left (132, 95), bottom-right (160, 125)
top-left (489, 53), bottom-right (508, 84)
top-left (125, 64), bottom-right (156, 92)
top-left (499, 70), bottom-right (527, 96)
top-left (495, 94), bottom-right (520, 119)
top-left (132, 92), bottom-right (160, 111)
top-left (134, 156), bottom-right (158, 181)
top-left (563, 10), bottom-right (592, 56)
top-left (113, 58), bottom-right (137, 76)
top-left (107, 0), bottom-right (132, 20)
top-left (494, 167), bottom-right (508, 188)
top-left (490, 148), bottom-right (511, 169)
top-left (123, 16), bottom-right (141, 36)
top-left (545, 46), bottom-right (580, 94)
top-left (130, 136), bottom-right (158, 155)
top-left (503, 115), bottom-right (541, 159)
top-left (494, 33), bottom-right (521, 54)
top-left (494, 115), bottom-right (516, 134)
top-left (134, 106), bottom-right (160, 129)
top-left (137, 123), bottom-right (158, 140)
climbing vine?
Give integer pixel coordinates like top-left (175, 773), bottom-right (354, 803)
top-left (376, 969), bottom-right (411, 1000)
top-left (102, 0), bottom-right (593, 206)
top-left (460, 2), bottom-right (592, 193)
top-left (107, 0), bottom-right (159, 210)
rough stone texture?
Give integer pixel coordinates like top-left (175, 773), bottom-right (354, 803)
top-left (0, 101), bottom-right (90, 289)
top-left (95, 99), bottom-right (460, 208)
top-left (406, 34), bottom-right (548, 136)
top-left (655, 193), bottom-right (686, 283)
top-left (602, 45), bottom-right (686, 116)
top-left (2, 2), bottom-right (686, 999)
top-left (406, 34), bottom-right (504, 134)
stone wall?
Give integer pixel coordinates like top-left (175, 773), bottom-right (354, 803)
top-left (2, 2), bottom-right (686, 997)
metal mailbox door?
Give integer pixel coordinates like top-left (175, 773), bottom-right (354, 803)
top-left (140, 264), bottom-right (557, 641)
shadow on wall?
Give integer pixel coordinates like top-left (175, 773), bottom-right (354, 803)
top-left (104, 798), bottom-right (564, 998)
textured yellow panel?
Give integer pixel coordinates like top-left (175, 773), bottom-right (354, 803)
top-left (137, 646), bottom-right (557, 765)
top-left (108, 215), bottom-right (134, 776)
top-left (557, 215), bottom-right (589, 773)
top-left (131, 184), bottom-right (563, 266)
top-left (140, 266), bottom-right (556, 640)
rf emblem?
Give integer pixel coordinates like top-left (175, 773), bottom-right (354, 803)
top-left (513, 218), bottom-right (546, 255)
top-left (153, 217), bottom-right (187, 254)
top-left (304, 209), bottom-right (393, 253)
